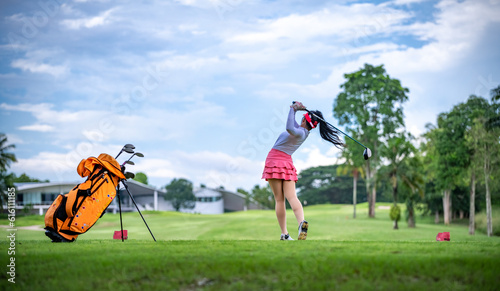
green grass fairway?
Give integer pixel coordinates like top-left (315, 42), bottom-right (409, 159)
top-left (1, 204), bottom-right (499, 290)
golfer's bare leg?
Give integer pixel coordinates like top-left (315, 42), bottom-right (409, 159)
top-left (282, 180), bottom-right (304, 224)
top-left (268, 179), bottom-right (288, 235)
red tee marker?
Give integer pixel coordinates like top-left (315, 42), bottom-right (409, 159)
top-left (113, 230), bottom-right (128, 240)
top-left (436, 232), bottom-right (450, 241)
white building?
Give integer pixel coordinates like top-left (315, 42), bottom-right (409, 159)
top-left (13, 182), bottom-right (79, 215)
top-left (191, 187), bottom-right (224, 214)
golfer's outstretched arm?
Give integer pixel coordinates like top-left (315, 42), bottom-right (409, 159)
top-left (286, 107), bottom-right (305, 138)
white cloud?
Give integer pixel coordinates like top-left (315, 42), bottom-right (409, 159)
top-left (391, 0), bottom-right (430, 5)
top-left (10, 142), bottom-right (141, 182)
top-left (3, 134), bottom-right (24, 145)
top-left (0, 100), bottom-right (234, 153)
top-left (174, 0), bottom-right (214, 9)
top-left (11, 59), bottom-right (67, 77)
top-left (161, 150), bottom-right (264, 191)
top-left (1, 103), bottom-right (51, 112)
top-left (137, 158), bottom-right (178, 178)
top-left (227, 4), bottom-right (411, 45)
top-left (255, 0), bottom-right (500, 111)
top-left (11, 151), bottom-right (80, 182)
top-left (1, 103), bottom-right (88, 125)
top-left (18, 124), bottom-right (55, 132)
top-left (178, 24), bottom-right (206, 35)
top-left (294, 145), bottom-right (340, 173)
top-left (8, 49), bottom-right (70, 77)
top-left (60, 8), bottom-right (116, 29)
top-left (159, 55), bottom-right (222, 70)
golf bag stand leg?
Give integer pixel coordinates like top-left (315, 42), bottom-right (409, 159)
top-left (121, 180), bottom-right (157, 242)
top-left (116, 184), bottom-right (125, 242)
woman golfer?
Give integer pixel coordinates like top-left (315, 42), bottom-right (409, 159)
top-left (262, 101), bottom-right (344, 240)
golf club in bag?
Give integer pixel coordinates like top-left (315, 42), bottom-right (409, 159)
top-left (293, 102), bottom-right (372, 160)
top-left (44, 144), bottom-right (156, 242)
top-left (116, 147), bottom-right (156, 242)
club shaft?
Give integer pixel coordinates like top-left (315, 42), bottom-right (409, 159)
top-left (121, 181), bottom-right (157, 242)
top-left (305, 109), bottom-right (368, 149)
top-left (117, 185), bottom-right (124, 242)
top-left (123, 153), bottom-right (137, 166)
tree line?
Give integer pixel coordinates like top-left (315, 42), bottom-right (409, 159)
top-left (328, 63), bottom-right (499, 235)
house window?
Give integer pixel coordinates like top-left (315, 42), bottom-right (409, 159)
top-left (41, 193), bottom-right (57, 205)
top-left (196, 196), bottom-right (221, 202)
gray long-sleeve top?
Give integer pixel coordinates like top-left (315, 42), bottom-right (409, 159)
top-left (271, 107), bottom-right (310, 155)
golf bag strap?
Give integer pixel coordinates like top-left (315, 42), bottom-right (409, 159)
top-left (63, 168), bottom-right (100, 218)
top-left (65, 188), bottom-right (88, 219)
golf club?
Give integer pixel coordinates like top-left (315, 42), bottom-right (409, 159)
top-left (113, 146), bottom-right (156, 243)
top-left (115, 144), bottom-right (136, 159)
top-left (120, 180), bottom-right (156, 242)
top-left (293, 102), bottom-right (372, 160)
top-left (123, 152), bottom-right (144, 165)
top-left (124, 172), bottom-right (135, 179)
top-left (124, 143), bottom-right (135, 149)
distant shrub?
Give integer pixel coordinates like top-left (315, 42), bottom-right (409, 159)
top-left (390, 205), bottom-right (401, 222)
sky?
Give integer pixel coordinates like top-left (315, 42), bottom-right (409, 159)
top-left (1, 0), bottom-right (499, 192)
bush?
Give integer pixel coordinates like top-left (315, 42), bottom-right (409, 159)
top-left (475, 206), bottom-right (500, 236)
top-left (390, 205), bottom-right (401, 222)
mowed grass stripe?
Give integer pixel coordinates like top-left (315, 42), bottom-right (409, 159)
top-left (2, 240), bottom-right (499, 290)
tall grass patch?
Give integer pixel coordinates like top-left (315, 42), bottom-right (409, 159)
top-left (475, 205), bottom-right (500, 236)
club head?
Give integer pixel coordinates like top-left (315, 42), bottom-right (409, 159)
top-left (363, 148), bottom-right (372, 160)
top-left (115, 144), bottom-right (136, 159)
top-left (124, 161), bottom-right (135, 165)
top-left (123, 148), bottom-right (135, 154)
top-left (134, 152), bottom-right (144, 158)
top-left (124, 172), bottom-right (135, 179)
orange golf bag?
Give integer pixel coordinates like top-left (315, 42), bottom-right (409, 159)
top-left (44, 153), bottom-right (126, 242)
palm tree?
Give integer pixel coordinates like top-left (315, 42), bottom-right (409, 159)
top-left (0, 133), bottom-right (17, 172)
top-left (491, 85), bottom-right (500, 101)
top-left (379, 132), bottom-right (415, 229)
top-left (400, 154), bottom-right (425, 228)
top-left (0, 133), bottom-right (17, 209)
top-left (487, 85), bottom-right (500, 129)
top-left (338, 138), bottom-right (365, 219)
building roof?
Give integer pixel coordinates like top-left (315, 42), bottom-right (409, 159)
top-left (193, 187), bottom-right (222, 197)
top-left (119, 179), bottom-right (166, 196)
top-left (217, 188), bottom-right (247, 199)
top-left (15, 182), bottom-right (80, 191)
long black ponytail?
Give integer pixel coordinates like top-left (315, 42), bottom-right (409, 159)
top-left (306, 110), bottom-right (345, 149)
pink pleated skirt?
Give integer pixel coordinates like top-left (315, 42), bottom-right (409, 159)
top-left (261, 148), bottom-right (298, 182)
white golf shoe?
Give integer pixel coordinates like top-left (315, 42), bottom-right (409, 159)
top-left (298, 220), bottom-right (308, 240)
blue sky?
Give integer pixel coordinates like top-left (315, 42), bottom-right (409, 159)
top-left (1, 0), bottom-right (499, 191)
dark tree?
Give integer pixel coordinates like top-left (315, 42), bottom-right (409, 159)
top-left (164, 178), bottom-right (196, 211)
top-left (133, 172), bottom-right (148, 185)
top-left (297, 165), bottom-right (366, 205)
top-left (334, 64), bottom-right (409, 218)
